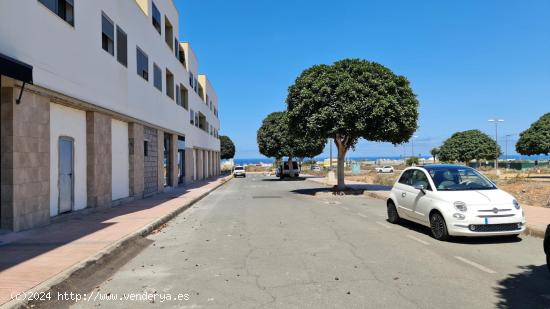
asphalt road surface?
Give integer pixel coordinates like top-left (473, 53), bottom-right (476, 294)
top-left (69, 174), bottom-right (549, 309)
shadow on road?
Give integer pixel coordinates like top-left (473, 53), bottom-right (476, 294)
top-left (261, 177), bottom-right (307, 182)
top-left (290, 183), bottom-right (391, 197)
top-left (393, 219), bottom-right (524, 244)
top-left (494, 264), bottom-right (550, 309)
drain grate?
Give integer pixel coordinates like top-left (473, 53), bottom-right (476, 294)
top-left (252, 196), bottom-right (282, 199)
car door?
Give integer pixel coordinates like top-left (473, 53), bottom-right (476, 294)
top-left (394, 170), bottom-right (415, 217)
top-left (409, 169), bottom-right (434, 222)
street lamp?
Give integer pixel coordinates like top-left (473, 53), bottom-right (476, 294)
top-left (488, 119), bottom-right (504, 173)
top-left (411, 135), bottom-right (418, 157)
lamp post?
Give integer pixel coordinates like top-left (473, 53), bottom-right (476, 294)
top-left (488, 119), bottom-right (504, 173)
top-left (411, 135), bottom-right (418, 157)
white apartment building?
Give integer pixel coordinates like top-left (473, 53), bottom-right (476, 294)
top-left (0, 0), bottom-right (221, 231)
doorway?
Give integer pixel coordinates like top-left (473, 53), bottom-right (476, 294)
top-left (58, 137), bottom-right (74, 214)
top-left (177, 136), bottom-right (185, 185)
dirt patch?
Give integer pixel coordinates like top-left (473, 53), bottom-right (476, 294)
top-left (496, 180), bottom-right (550, 208)
top-left (346, 172), bottom-right (399, 187)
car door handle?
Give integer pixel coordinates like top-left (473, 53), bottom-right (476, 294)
top-left (401, 192), bottom-right (406, 198)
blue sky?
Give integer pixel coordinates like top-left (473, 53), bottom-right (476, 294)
top-left (175, 0), bottom-right (550, 159)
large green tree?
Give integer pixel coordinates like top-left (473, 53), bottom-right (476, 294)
top-left (438, 130), bottom-right (501, 164)
top-left (516, 113), bottom-right (550, 156)
top-left (286, 59), bottom-right (419, 190)
top-left (257, 111), bottom-right (325, 168)
top-left (220, 135), bottom-right (236, 160)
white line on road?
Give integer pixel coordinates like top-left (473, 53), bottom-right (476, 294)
top-left (406, 235), bottom-right (430, 245)
top-left (357, 213), bottom-right (368, 218)
top-left (375, 221), bottom-right (392, 229)
top-left (454, 256), bottom-right (496, 274)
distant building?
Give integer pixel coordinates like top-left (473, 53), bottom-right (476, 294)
top-left (0, 0), bottom-right (220, 231)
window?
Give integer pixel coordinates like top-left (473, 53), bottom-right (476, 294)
top-left (165, 69), bottom-right (174, 99)
top-left (144, 140), bottom-right (149, 156)
top-left (398, 170), bottom-right (413, 185)
top-left (195, 113), bottom-right (199, 127)
top-left (165, 17), bottom-right (173, 50)
top-left (101, 14), bottom-right (114, 56)
top-left (189, 73), bottom-right (193, 88)
top-left (116, 26), bottom-right (127, 67)
top-left (136, 47), bottom-right (149, 80)
top-left (176, 84), bottom-right (180, 105)
top-left (153, 64), bottom-right (162, 91)
top-left (152, 2), bottom-right (161, 34)
top-left (198, 84), bottom-right (205, 101)
top-left (190, 110), bottom-right (194, 125)
top-left (178, 48), bottom-right (186, 68)
top-left (180, 84), bottom-right (189, 109)
top-left (411, 170), bottom-right (431, 190)
top-left (175, 39), bottom-right (179, 58)
top-left (38, 0), bottom-right (74, 26)
top-left (194, 78), bottom-right (198, 92)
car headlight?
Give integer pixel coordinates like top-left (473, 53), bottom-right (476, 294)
top-left (454, 201), bottom-right (467, 212)
top-left (513, 199), bottom-right (521, 210)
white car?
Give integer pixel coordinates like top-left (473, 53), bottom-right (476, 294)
top-left (386, 164), bottom-right (525, 240)
top-left (376, 165), bottom-right (394, 173)
top-left (310, 165), bottom-right (322, 172)
top-left (233, 166), bottom-right (246, 178)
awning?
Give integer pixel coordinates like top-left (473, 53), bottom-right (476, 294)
top-left (0, 52), bottom-right (33, 84)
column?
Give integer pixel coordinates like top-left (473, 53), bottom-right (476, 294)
top-left (86, 111), bottom-right (112, 208)
top-left (128, 123), bottom-right (144, 198)
top-left (157, 129), bottom-right (164, 192)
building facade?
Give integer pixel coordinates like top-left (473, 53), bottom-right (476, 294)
top-left (0, 0), bottom-right (221, 232)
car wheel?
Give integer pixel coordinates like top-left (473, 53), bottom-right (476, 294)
top-left (430, 212), bottom-right (450, 241)
top-left (387, 201), bottom-right (400, 224)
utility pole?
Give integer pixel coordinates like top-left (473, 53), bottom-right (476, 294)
top-left (488, 119), bottom-right (504, 174)
top-left (505, 134), bottom-right (512, 170)
top-left (411, 135), bottom-right (418, 157)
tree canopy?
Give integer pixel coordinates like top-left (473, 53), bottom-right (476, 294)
top-left (220, 135), bottom-right (236, 160)
top-left (286, 59), bottom-right (419, 189)
top-left (438, 130), bottom-right (501, 163)
top-left (516, 113), bottom-right (550, 156)
top-left (257, 111), bottom-right (325, 160)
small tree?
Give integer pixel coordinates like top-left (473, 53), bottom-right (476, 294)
top-left (257, 111), bottom-right (325, 172)
top-left (516, 113), bottom-right (550, 156)
top-left (438, 130), bottom-right (501, 165)
top-left (220, 135), bottom-right (235, 160)
top-left (406, 156), bottom-right (420, 166)
top-left (287, 59), bottom-right (419, 190)
top-left (430, 147), bottom-right (440, 163)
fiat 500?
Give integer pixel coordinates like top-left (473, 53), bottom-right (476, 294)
top-left (387, 164), bottom-right (525, 241)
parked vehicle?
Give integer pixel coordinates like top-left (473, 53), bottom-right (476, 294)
top-left (310, 165), bottom-right (321, 172)
top-left (277, 161), bottom-right (300, 179)
top-left (376, 165), bottom-right (394, 173)
top-left (545, 225), bottom-right (550, 271)
top-left (386, 164), bottom-right (525, 241)
top-left (233, 166), bottom-right (246, 178)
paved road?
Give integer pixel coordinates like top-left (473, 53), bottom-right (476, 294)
top-left (70, 174), bottom-right (549, 309)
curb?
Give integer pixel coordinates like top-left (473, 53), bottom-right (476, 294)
top-left (2, 175), bottom-right (233, 309)
top-left (304, 178), bottom-right (547, 239)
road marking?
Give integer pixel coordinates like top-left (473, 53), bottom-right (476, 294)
top-left (454, 256), bottom-right (496, 274)
top-left (406, 235), bottom-right (430, 245)
top-left (375, 221), bottom-right (392, 229)
top-left (357, 213), bottom-right (368, 218)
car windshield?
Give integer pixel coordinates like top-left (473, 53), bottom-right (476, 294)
top-left (425, 166), bottom-right (496, 191)
top-left (234, 167), bottom-right (244, 170)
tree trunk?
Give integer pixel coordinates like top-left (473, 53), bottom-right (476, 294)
top-left (336, 142), bottom-right (347, 191)
top-left (288, 156), bottom-right (294, 178)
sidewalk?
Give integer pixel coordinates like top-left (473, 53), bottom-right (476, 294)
top-left (304, 176), bottom-right (549, 238)
top-left (0, 175), bottom-right (232, 307)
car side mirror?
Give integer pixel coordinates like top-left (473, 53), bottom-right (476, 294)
top-left (414, 183), bottom-right (426, 193)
